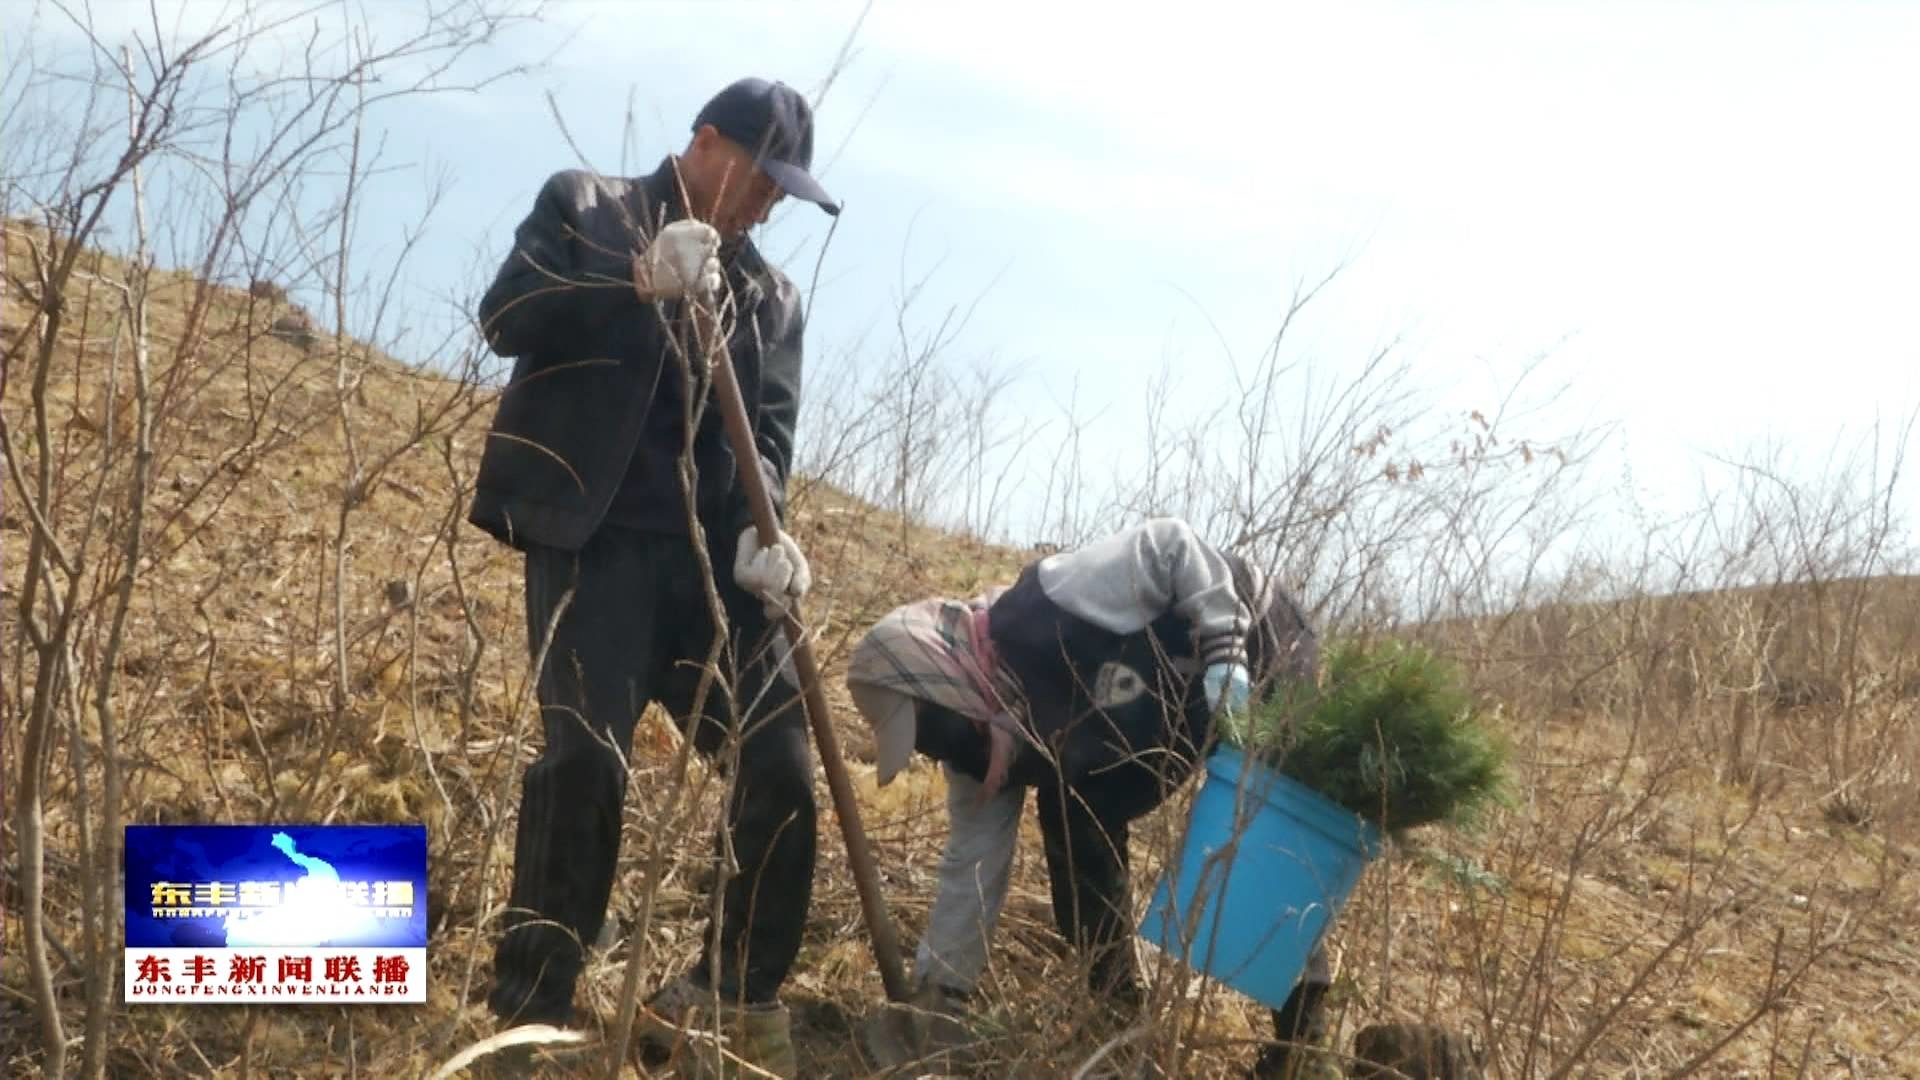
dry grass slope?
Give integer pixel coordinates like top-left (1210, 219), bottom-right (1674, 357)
top-left (5, 224), bottom-right (1919, 1078)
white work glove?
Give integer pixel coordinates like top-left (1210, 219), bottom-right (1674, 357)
top-left (734, 525), bottom-right (811, 617)
top-left (1205, 661), bottom-right (1254, 749)
top-left (635, 219), bottom-right (722, 302)
top-left (1203, 661), bottom-right (1252, 718)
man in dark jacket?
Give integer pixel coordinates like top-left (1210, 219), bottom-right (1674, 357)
top-left (470, 77), bottom-right (839, 1076)
top-left (848, 518), bottom-right (1340, 1078)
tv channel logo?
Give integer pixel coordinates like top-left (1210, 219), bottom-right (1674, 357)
top-left (124, 824), bottom-right (426, 1004)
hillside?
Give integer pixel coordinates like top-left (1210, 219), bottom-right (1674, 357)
top-left (4, 222), bottom-right (1918, 1078)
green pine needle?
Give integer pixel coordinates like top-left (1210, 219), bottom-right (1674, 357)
top-left (1227, 638), bottom-right (1513, 834)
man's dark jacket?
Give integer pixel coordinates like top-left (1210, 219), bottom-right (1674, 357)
top-left (467, 159), bottom-right (804, 552)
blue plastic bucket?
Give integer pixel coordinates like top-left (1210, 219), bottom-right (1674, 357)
top-left (1138, 744), bottom-right (1383, 1009)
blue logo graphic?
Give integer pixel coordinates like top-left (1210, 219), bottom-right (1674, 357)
top-left (124, 824), bottom-right (427, 950)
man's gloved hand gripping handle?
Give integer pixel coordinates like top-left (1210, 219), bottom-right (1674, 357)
top-left (735, 526), bottom-right (811, 619)
top-left (631, 219), bottom-right (723, 303)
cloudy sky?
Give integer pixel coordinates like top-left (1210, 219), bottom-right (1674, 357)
top-left (17, 0), bottom-right (1920, 552)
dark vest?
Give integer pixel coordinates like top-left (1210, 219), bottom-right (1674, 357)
top-left (979, 553), bottom-right (1317, 806)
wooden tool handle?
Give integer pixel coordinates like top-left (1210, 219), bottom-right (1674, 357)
top-left (699, 307), bottom-right (912, 1005)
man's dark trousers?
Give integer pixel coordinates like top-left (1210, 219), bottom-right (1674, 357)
top-left (489, 522), bottom-right (814, 1025)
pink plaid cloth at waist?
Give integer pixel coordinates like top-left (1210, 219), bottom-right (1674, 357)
top-left (845, 587), bottom-right (1021, 736)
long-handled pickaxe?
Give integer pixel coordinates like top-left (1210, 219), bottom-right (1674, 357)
top-left (695, 304), bottom-right (912, 1008)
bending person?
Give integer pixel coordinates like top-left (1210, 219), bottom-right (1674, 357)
top-left (848, 517), bottom-right (1338, 1078)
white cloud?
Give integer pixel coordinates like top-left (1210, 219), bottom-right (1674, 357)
top-left (17, 0), bottom-right (1917, 548)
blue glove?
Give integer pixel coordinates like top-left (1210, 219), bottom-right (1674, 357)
top-left (1203, 662), bottom-right (1252, 718)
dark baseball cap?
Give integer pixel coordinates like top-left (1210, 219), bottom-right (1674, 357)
top-left (693, 77), bottom-right (841, 217)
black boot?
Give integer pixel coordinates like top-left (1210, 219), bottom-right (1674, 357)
top-left (1249, 979), bottom-right (1332, 1079)
top-left (1351, 1023), bottom-right (1484, 1079)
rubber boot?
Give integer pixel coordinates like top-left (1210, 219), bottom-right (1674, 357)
top-left (1350, 1023), bottom-right (1484, 1080)
top-left (1249, 980), bottom-right (1336, 1079)
top-left (636, 974), bottom-right (799, 1079)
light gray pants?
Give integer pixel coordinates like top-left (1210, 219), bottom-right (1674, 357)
top-left (913, 765), bottom-right (1024, 995)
